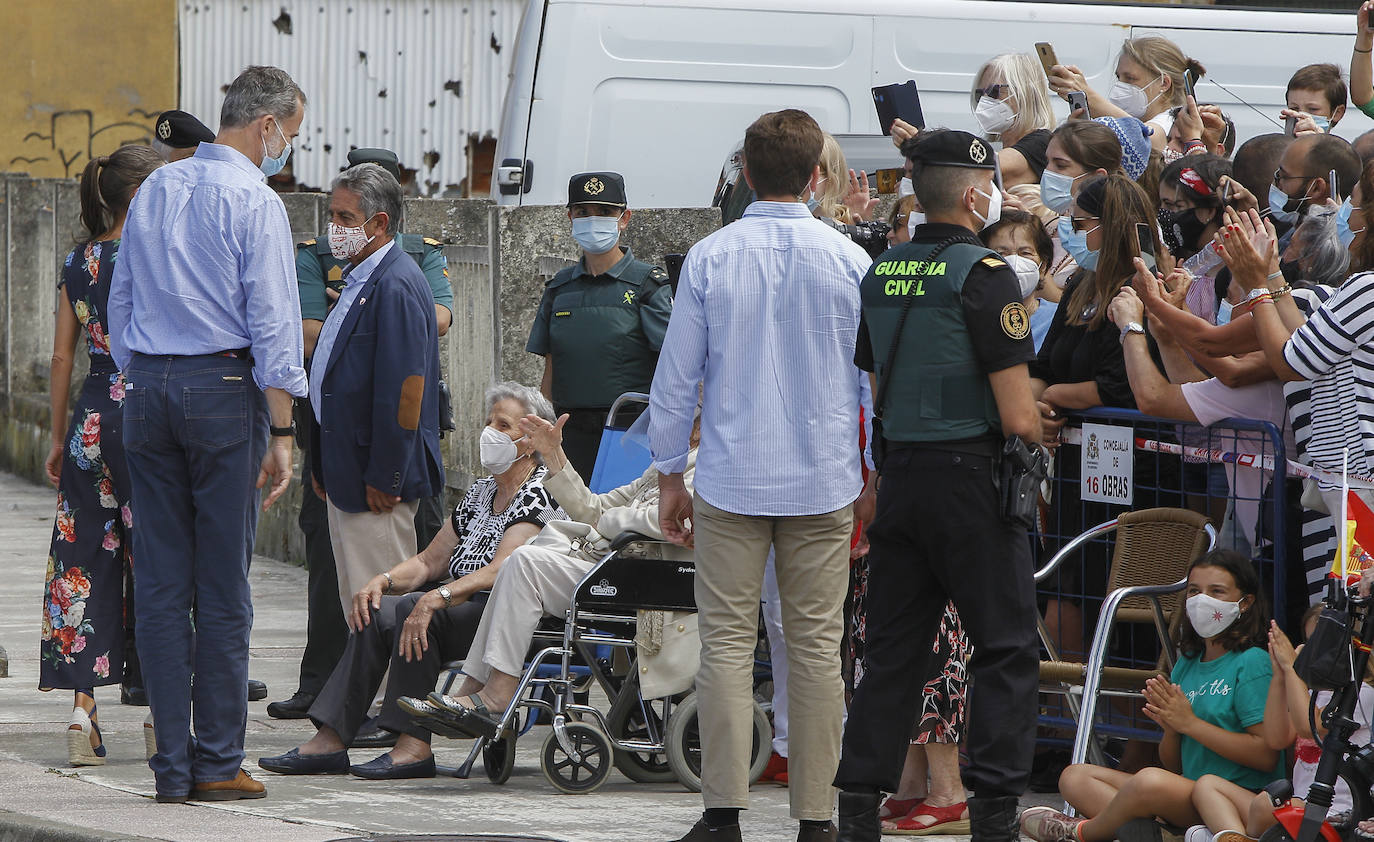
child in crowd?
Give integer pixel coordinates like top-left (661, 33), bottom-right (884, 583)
top-left (1021, 550), bottom-right (1283, 842)
top-left (1189, 607), bottom-right (1374, 842)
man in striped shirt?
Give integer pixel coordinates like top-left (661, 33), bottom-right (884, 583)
top-left (651, 108), bottom-right (873, 842)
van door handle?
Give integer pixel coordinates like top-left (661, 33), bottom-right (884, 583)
top-left (497, 158), bottom-right (533, 195)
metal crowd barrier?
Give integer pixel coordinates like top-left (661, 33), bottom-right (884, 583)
top-left (1033, 407), bottom-right (1292, 749)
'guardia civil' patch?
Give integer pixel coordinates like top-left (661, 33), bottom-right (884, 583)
top-left (1000, 302), bottom-right (1031, 340)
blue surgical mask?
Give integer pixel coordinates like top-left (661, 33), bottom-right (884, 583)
top-left (571, 214), bottom-right (623, 254)
top-left (1314, 115), bottom-right (1331, 133)
top-left (259, 120), bottom-right (292, 178)
top-left (1269, 182), bottom-right (1307, 225)
top-left (1057, 215), bottom-right (1100, 273)
top-left (806, 196), bottom-right (821, 212)
top-left (1337, 197), bottom-right (1364, 250)
top-left (1216, 300), bottom-right (1233, 325)
top-left (1040, 170), bottom-right (1079, 215)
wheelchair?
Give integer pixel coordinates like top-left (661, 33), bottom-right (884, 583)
top-left (432, 530), bottom-right (772, 793)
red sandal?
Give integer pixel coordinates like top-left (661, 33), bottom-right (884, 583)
top-left (878, 796), bottom-right (924, 821)
top-left (884, 801), bottom-right (970, 836)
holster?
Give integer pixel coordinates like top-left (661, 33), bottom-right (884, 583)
top-left (999, 435), bottom-right (1047, 529)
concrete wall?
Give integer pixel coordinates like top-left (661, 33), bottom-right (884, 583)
top-left (4, 1), bottom-right (178, 179)
top-left (0, 176), bottom-right (719, 564)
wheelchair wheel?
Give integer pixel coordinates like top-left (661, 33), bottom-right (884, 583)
top-left (605, 676), bottom-right (676, 783)
top-left (540, 722), bottom-right (613, 794)
top-left (483, 733), bottom-right (517, 785)
top-left (664, 691), bottom-right (771, 793)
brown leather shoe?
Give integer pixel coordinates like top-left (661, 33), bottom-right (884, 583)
top-left (190, 769), bottom-right (266, 801)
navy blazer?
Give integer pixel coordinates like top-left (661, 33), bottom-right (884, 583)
top-left (310, 242), bottom-right (444, 513)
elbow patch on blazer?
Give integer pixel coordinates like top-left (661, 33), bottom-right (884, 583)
top-left (397, 375), bottom-right (425, 431)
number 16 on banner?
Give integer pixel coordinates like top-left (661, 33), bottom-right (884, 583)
top-left (1081, 423), bottom-right (1133, 506)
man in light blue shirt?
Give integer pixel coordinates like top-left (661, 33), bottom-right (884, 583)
top-left (106, 65), bottom-right (307, 804)
top-left (651, 109), bottom-right (873, 842)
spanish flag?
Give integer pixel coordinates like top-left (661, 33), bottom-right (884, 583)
top-left (1338, 489), bottom-right (1374, 584)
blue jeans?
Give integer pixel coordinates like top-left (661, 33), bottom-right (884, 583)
top-left (123, 353), bottom-right (267, 796)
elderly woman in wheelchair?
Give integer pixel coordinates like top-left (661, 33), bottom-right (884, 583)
top-left (257, 383), bottom-right (565, 780)
top-left (399, 409), bottom-right (700, 742)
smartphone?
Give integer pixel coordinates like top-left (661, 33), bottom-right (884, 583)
top-left (1183, 67), bottom-right (1199, 101)
top-left (1067, 91), bottom-right (1090, 116)
top-left (1219, 178), bottom-right (1233, 206)
top-left (1285, 114), bottom-right (1298, 136)
top-left (1035, 42), bottom-right (1060, 78)
top-left (1135, 222), bottom-right (1158, 273)
top-left (1330, 168), bottom-right (1341, 201)
top-left (872, 80), bottom-right (925, 135)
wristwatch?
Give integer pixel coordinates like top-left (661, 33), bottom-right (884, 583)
top-left (1245, 287), bottom-right (1271, 302)
top-left (1119, 321), bottom-right (1146, 342)
top-left (438, 585), bottom-right (454, 607)
top-left (269, 420), bottom-right (296, 438)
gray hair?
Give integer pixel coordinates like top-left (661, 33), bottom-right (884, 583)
top-left (219, 66), bottom-right (306, 130)
top-left (331, 164), bottom-right (404, 236)
top-left (1295, 206), bottom-right (1350, 287)
top-left (485, 382), bottom-right (555, 424)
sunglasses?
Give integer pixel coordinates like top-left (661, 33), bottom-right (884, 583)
top-left (975, 84), bottom-right (1012, 100)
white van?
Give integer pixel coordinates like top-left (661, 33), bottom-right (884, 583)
top-left (492, 0), bottom-right (1360, 208)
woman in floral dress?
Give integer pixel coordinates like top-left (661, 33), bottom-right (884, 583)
top-left (40, 145), bottom-right (161, 766)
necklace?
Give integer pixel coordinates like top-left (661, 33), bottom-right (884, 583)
top-left (493, 459), bottom-right (538, 513)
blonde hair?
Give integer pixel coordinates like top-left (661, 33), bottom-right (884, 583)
top-left (817, 133), bottom-right (853, 223)
top-left (971, 53), bottom-right (1056, 141)
top-left (1120, 36), bottom-right (1206, 110)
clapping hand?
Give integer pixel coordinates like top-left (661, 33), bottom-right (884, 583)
top-left (1142, 675), bottom-right (1197, 734)
top-left (1269, 620), bottom-right (1299, 672)
top-left (1213, 208), bottom-right (1278, 292)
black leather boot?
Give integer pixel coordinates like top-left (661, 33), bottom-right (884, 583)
top-left (836, 791), bottom-right (881, 842)
top-left (968, 796), bottom-right (1020, 842)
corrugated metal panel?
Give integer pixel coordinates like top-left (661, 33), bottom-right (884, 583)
top-left (179, 0), bottom-right (524, 195)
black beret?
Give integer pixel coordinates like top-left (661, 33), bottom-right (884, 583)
top-left (567, 171), bottom-right (627, 207)
top-left (347, 148), bottom-right (401, 181)
top-left (153, 110), bottom-right (214, 149)
top-left (907, 129), bottom-right (997, 171)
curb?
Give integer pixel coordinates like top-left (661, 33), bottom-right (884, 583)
top-left (0, 812), bottom-right (163, 842)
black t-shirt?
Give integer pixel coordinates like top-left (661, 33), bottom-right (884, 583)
top-left (855, 223), bottom-right (1038, 375)
top-left (1027, 271), bottom-right (1136, 409)
top-left (1012, 129), bottom-right (1052, 180)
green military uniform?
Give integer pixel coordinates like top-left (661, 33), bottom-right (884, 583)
top-left (835, 130), bottom-right (1042, 839)
top-left (526, 248), bottom-right (672, 475)
top-left (526, 170), bottom-right (672, 478)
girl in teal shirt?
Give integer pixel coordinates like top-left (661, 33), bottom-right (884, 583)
top-left (1021, 550), bottom-right (1283, 842)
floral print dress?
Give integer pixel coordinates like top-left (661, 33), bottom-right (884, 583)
top-left (40, 240), bottom-right (133, 690)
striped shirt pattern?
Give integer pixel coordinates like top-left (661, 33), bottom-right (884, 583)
top-left (650, 201), bottom-right (870, 516)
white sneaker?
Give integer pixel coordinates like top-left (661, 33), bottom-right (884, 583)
top-left (1183, 825), bottom-right (1210, 842)
top-left (1020, 806), bottom-right (1084, 842)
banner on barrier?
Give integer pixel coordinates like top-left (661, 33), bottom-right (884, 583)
top-left (1081, 422), bottom-right (1134, 505)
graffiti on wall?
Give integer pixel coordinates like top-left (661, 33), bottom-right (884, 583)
top-left (12, 109), bottom-right (166, 177)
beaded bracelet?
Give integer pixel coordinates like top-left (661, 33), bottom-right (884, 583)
top-left (1184, 139), bottom-right (1206, 153)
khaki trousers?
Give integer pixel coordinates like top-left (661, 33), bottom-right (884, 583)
top-left (692, 494), bottom-right (852, 821)
top-left (326, 498), bottom-right (419, 615)
top-left (461, 544), bottom-right (596, 683)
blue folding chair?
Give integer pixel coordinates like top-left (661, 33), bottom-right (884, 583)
top-left (588, 392), bottom-right (653, 493)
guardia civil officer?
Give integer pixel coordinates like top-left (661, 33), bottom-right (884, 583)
top-left (834, 130), bottom-right (1043, 842)
top-left (151, 110), bottom-right (215, 163)
top-left (527, 172), bottom-right (672, 477)
top-left (267, 147), bottom-right (454, 732)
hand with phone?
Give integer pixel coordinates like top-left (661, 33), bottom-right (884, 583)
top-left (1174, 95), bottom-right (1204, 150)
top-left (1198, 104), bottom-right (1227, 154)
top-left (1046, 63), bottom-right (1090, 102)
top-left (1281, 108), bottom-right (1325, 136)
top-left (1135, 222), bottom-right (1158, 274)
top-left (889, 118), bottom-right (921, 151)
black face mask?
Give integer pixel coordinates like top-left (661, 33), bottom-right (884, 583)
top-left (1158, 207), bottom-right (1213, 258)
top-left (1278, 257), bottom-right (1302, 284)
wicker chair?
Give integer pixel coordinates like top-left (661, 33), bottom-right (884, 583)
top-left (1034, 507), bottom-right (1216, 766)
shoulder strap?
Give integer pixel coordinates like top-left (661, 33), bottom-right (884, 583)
top-left (872, 234), bottom-right (984, 420)
top-left (637, 265), bottom-right (670, 299)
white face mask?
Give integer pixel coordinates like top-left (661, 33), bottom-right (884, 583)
top-left (974, 95), bottom-right (1017, 136)
top-left (972, 187), bottom-right (1002, 230)
top-left (898, 177), bottom-right (915, 198)
top-left (1186, 592), bottom-right (1243, 639)
top-left (1003, 253), bottom-right (1042, 299)
top-left (1108, 74), bottom-right (1164, 120)
top-left (479, 425), bottom-right (525, 475)
top-left (327, 217), bottom-right (376, 261)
